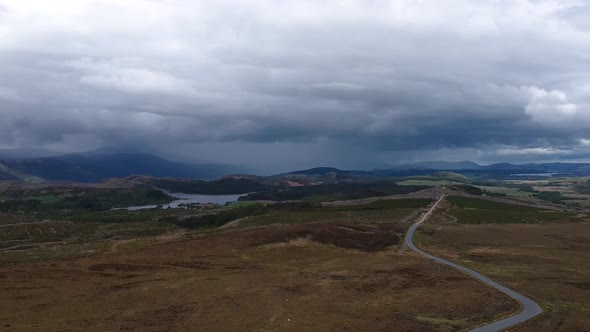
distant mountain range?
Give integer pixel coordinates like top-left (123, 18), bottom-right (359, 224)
top-left (396, 161), bottom-right (482, 170)
top-left (0, 148), bottom-right (62, 160)
top-left (283, 167), bottom-right (374, 177)
top-left (0, 151), bottom-right (238, 182)
top-left (285, 161), bottom-right (590, 179)
top-left (2, 151), bottom-right (590, 183)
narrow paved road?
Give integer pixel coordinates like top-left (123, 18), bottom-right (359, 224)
top-left (404, 195), bottom-right (543, 332)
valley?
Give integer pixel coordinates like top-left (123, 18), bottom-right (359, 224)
top-left (1, 166), bottom-right (589, 331)
top-left (4, 3), bottom-right (589, 331)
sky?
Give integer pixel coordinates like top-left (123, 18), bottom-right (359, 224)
top-left (1, 0), bottom-right (590, 173)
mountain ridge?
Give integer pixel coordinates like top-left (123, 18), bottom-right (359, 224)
top-left (0, 152), bottom-right (238, 182)
top-left (3, 150), bottom-right (590, 183)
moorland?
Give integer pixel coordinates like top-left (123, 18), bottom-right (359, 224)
top-left (1, 164), bottom-right (589, 331)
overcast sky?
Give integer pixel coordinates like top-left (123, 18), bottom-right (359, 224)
top-left (1, 0), bottom-right (590, 173)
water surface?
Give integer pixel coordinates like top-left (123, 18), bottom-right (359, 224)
top-left (122, 192), bottom-right (245, 211)
top-left (510, 172), bottom-right (558, 177)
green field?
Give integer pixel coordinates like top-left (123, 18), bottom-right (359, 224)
top-left (243, 198), bottom-right (431, 227)
top-left (224, 201), bottom-right (260, 209)
top-left (475, 186), bottom-right (533, 197)
top-left (447, 196), bottom-right (573, 224)
top-left (239, 182), bottom-right (427, 201)
top-left (396, 180), bottom-right (462, 186)
top-left (0, 188), bottom-right (174, 214)
top-left (30, 195), bottom-right (62, 204)
top-left (301, 194), bottom-right (351, 202)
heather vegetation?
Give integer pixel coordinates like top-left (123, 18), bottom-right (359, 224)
top-left (447, 196), bottom-right (573, 224)
top-left (0, 188), bottom-right (173, 213)
top-left (239, 182), bottom-right (427, 202)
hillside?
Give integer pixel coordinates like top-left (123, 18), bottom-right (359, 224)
top-left (0, 152), bottom-right (236, 182)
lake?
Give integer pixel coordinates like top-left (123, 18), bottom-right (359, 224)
top-left (510, 173), bottom-right (559, 177)
top-left (121, 192), bottom-right (246, 211)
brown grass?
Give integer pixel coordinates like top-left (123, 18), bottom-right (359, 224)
top-left (251, 222), bottom-right (404, 252)
top-left (0, 221), bottom-right (517, 331)
top-left (420, 221), bottom-right (590, 331)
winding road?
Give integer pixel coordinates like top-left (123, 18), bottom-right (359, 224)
top-left (404, 195), bottom-right (543, 332)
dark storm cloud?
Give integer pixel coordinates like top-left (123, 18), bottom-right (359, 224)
top-left (1, 0), bottom-right (590, 171)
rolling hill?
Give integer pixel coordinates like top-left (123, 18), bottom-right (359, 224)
top-left (0, 152), bottom-right (237, 182)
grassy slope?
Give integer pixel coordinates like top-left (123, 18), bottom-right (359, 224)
top-left (475, 185), bottom-right (533, 198)
top-left (239, 182), bottom-right (427, 202)
top-left (244, 199), bottom-right (431, 227)
top-left (396, 179), bottom-right (462, 186)
top-left (0, 188), bottom-right (174, 215)
top-left (447, 196), bottom-right (573, 224)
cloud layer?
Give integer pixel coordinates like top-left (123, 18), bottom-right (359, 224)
top-left (1, 0), bottom-right (590, 171)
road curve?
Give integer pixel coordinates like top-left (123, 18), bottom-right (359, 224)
top-left (404, 195), bottom-right (543, 332)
